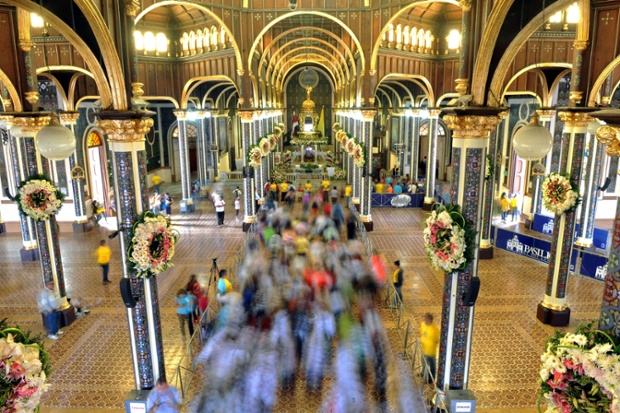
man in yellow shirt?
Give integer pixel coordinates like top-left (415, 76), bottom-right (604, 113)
top-left (280, 181), bottom-right (289, 202)
top-left (304, 180), bottom-right (313, 192)
top-left (152, 174), bottom-right (161, 193)
top-left (375, 180), bottom-right (385, 194)
top-left (420, 313), bottom-right (440, 383)
top-left (321, 179), bottom-right (330, 202)
top-left (95, 239), bottom-right (112, 285)
top-left (344, 183), bottom-right (352, 207)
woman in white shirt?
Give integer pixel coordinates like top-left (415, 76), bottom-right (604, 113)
top-left (215, 195), bottom-right (226, 226)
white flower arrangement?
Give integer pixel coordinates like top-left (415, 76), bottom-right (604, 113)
top-left (128, 212), bottom-right (179, 278)
top-left (248, 146), bottom-right (262, 168)
top-left (423, 204), bottom-right (474, 273)
top-left (16, 175), bottom-right (64, 221)
top-left (0, 324), bottom-right (51, 412)
top-left (542, 173), bottom-right (580, 215)
top-left (539, 324), bottom-right (620, 413)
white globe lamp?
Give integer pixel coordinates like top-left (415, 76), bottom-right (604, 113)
top-left (587, 119), bottom-right (604, 135)
top-left (36, 116), bottom-right (76, 160)
top-left (512, 112), bottom-right (553, 161)
top-left (9, 124), bottom-right (24, 138)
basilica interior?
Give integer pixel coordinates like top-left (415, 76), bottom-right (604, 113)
top-left (0, 1), bottom-right (619, 412)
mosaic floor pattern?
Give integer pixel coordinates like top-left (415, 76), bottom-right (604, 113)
top-left (0, 188), bottom-right (605, 413)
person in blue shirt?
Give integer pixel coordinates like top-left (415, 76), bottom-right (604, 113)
top-left (174, 289), bottom-right (193, 339)
top-left (146, 377), bottom-right (182, 413)
top-left (393, 183), bottom-right (403, 194)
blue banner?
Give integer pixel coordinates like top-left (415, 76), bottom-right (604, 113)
top-left (371, 193), bottom-right (424, 208)
top-left (495, 227), bottom-right (577, 270)
top-left (580, 252), bottom-right (608, 281)
top-left (531, 214), bottom-right (609, 251)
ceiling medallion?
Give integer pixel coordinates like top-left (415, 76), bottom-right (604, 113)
top-left (299, 68), bottom-right (319, 89)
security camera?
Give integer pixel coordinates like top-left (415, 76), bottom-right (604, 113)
top-left (289, 0), bottom-right (297, 10)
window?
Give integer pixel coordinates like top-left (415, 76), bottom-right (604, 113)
top-left (387, 24), bottom-right (394, 43)
top-left (30, 13), bottom-right (44, 28)
top-left (220, 26), bottom-right (227, 46)
top-left (144, 31), bottom-right (156, 51)
top-left (403, 26), bottom-right (410, 46)
top-left (396, 24), bottom-right (403, 45)
top-left (134, 31), bottom-right (144, 50)
top-left (156, 33), bottom-right (168, 53)
top-left (566, 2), bottom-right (580, 24)
top-left (446, 29), bottom-right (461, 50)
top-left (549, 11), bottom-right (563, 23)
top-left (181, 32), bottom-right (189, 52)
top-left (189, 31), bottom-right (197, 53)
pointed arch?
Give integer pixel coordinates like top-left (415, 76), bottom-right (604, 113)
top-left (0, 67), bottom-right (22, 111)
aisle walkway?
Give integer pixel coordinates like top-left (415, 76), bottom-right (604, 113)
top-left (0, 192), bottom-right (604, 412)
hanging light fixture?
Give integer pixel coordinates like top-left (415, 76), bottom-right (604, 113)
top-left (36, 114), bottom-right (76, 160)
top-left (512, 112), bottom-right (553, 161)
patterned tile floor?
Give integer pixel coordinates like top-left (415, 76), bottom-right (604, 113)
top-left (0, 186), bottom-right (604, 413)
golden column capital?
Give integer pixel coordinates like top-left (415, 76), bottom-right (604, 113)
top-left (11, 114), bottom-right (51, 134)
top-left (558, 111), bottom-right (591, 127)
top-left (573, 40), bottom-right (589, 51)
top-left (24, 92), bottom-right (39, 107)
top-left (123, 0), bottom-right (141, 16)
top-left (361, 110), bottom-right (376, 121)
top-left (1, 98), bottom-right (13, 111)
top-left (0, 115), bottom-right (15, 127)
top-left (173, 110), bottom-right (188, 120)
top-left (499, 110), bottom-right (510, 120)
top-left (428, 109), bottom-right (442, 119)
top-left (595, 126), bottom-right (620, 157)
top-left (536, 109), bottom-right (556, 122)
top-left (238, 111), bottom-right (255, 122)
top-left (59, 112), bottom-right (80, 126)
top-left (131, 82), bottom-right (145, 98)
top-left (455, 78), bottom-right (469, 96)
top-left (458, 0), bottom-right (472, 12)
top-left (443, 115), bottom-right (502, 138)
top-left (96, 116), bottom-right (154, 143)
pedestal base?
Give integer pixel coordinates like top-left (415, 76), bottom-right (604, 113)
top-left (73, 220), bottom-right (95, 233)
top-left (478, 246), bottom-right (494, 260)
top-left (0, 222), bottom-right (5, 234)
top-left (20, 247), bottom-right (39, 262)
top-left (242, 222), bottom-right (252, 232)
top-left (422, 201), bottom-right (434, 211)
top-left (363, 220), bottom-right (373, 232)
top-left (537, 302), bottom-right (571, 326)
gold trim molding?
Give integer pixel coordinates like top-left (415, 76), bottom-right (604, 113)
top-left (458, 0), bottom-right (472, 12)
top-left (123, 0), bottom-right (140, 16)
top-left (540, 300), bottom-right (568, 312)
top-left (59, 112), bottom-right (80, 126)
top-left (558, 111), bottom-right (591, 127)
top-left (443, 115), bottom-right (502, 138)
top-left (361, 110), bottom-right (376, 121)
top-left (536, 109), bottom-right (556, 122)
top-left (24, 91), bottom-right (39, 107)
top-left (173, 110), bottom-right (188, 120)
top-left (238, 111), bottom-right (255, 122)
top-left (569, 91), bottom-right (584, 105)
top-left (428, 109), bottom-right (442, 119)
top-left (96, 118), bottom-right (154, 143)
top-left (11, 115), bottom-right (51, 134)
top-left (455, 78), bottom-right (469, 96)
top-left (595, 126), bottom-right (620, 157)
top-left (573, 40), bottom-right (589, 51)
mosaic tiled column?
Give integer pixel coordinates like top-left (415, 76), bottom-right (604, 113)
top-left (423, 110), bottom-right (441, 210)
top-left (479, 111), bottom-right (506, 259)
top-left (240, 111), bottom-right (257, 231)
top-left (438, 108), bottom-right (502, 391)
top-left (397, 115), bottom-right (406, 171)
top-left (360, 110), bottom-right (375, 231)
top-left (533, 110), bottom-right (557, 215)
top-left (537, 108), bottom-right (592, 327)
top-left (59, 112), bottom-right (91, 232)
top-left (210, 116), bottom-right (219, 179)
top-left (96, 111), bottom-right (165, 389)
top-left (353, 117), bottom-right (362, 204)
top-left (173, 110), bottom-right (193, 211)
top-left (197, 115), bottom-right (209, 186)
top-left (1, 115), bottom-right (39, 260)
top-left (256, 116), bottom-right (268, 189)
top-left (592, 113), bottom-right (620, 341)
top-left (408, 111), bottom-right (419, 182)
top-left (575, 131), bottom-right (605, 247)
top-left (11, 114), bottom-right (74, 324)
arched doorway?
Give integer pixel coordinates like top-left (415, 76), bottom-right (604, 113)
top-left (86, 130), bottom-right (110, 214)
top-left (419, 120), bottom-right (449, 180)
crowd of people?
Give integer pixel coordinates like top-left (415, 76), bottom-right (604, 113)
top-left (189, 190), bottom-right (424, 413)
top-left (372, 175), bottom-right (421, 195)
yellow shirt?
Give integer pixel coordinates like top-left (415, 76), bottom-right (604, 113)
top-left (295, 236), bottom-right (309, 255)
top-left (322, 180), bottom-right (330, 191)
top-left (345, 185), bottom-right (352, 196)
top-left (270, 183), bottom-right (277, 192)
top-left (96, 245), bottom-right (111, 265)
top-left (304, 183), bottom-right (313, 192)
top-left (376, 183), bottom-right (385, 194)
top-left (420, 321), bottom-right (440, 357)
top-left (511, 197), bottom-right (518, 208)
top-left (152, 175), bottom-right (161, 185)
top-left (500, 198), bottom-right (510, 212)
top-left (280, 182), bottom-right (289, 193)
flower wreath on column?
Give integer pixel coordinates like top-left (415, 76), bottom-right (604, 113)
top-left (541, 172), bottom-right (580, 215)
top-left (0, 320), bottom-right (52, 412)
top-left (127, 211), bottom-right (180, 278)
top-left (423, 203), bottom-right (477, 273)
top-left (15, 174), bottom-right (64, 221)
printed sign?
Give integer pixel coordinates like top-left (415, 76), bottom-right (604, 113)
top-left (390, 194), bottom-right (412, 207)
top-left (496, 228), bottom-right (577, 270)
top-left (580, 252), bottom-right (609, 281)
top-left (455, 402), bottom-right (473, 412)
top-left (129, 403), bottom-right (146, 413)
top-left (532, 214), bottom-right (609, 251)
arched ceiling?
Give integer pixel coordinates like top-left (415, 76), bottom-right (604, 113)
top-left (396, 2), bottom-right (462, 25)
top-left (135, 3), bottom-right (218, 30)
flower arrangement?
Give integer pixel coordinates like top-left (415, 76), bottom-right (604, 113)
top-left (353, 144), bottom-right (366, 168)
top-left (268, 134), bottom-right (278, 151)
top-left (127, 211), bottom-right (179, 278)
top-left (346, 137), bottom-right (357, 154)
top-left (16, 175), bottom-right (64, 221)
top-left (270, 169), bottom-right (285, 183)
top-left (538, 322), bottom-right (620, 413)
top-left (248, 145), bottom-right (263, 168)
top-left (283, 151), bottom-right (292, 169)
top-left (333, 122), bottom-right (340, 131)
top-left (259, 138), bottom-right (271, 156)
top-left (300, 163), bottom-right (320, 170)
top-left (336, 130), bottom-right (347, 145)
top-left (542, 173), bottom-right (580, 215)
top-left (325, 151), bottom-right (334, 167)
top-left (333, 168), bottom-right (347, 180)
top-left (0, 319), bottom-right (51, 413)
top-left (423, 203), bottom-right (476, 273)
top-left (485, 154), bottom-right (494, 182)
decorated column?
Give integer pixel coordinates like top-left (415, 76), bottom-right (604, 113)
top-left (241, 111), bottom-right (258, 231)
top-left (423, 110), bottom-right (441, 210)
top-left (210, 114), bottom-right (219, 179)
top-left (359, 110), bottom-right (375, 231)
top-left (592, 110), bottom-right (620, 341)
top-left (478, 111), bottom-right (505, 259)
top-left (173, 110), bottom-right (193, 212)
top-left (437, 108), bottom-right (502, 391)
top-left (575, 129), bottom-right (605, 247)
top-left (59, 112), bottom-right (91, 232)
top-left (0, 115), bottom-right (39, 260)
top-left (11, 113), bottom-right (75, 326)
top-left (533, 109), bottom-right (557, 215)
top-left (256, 115), bottom-right (268, 188)
top-left (197, 113), bottom-right (209, 186)
top-left (96, 111), bottom-right (166, 388)
top-left (408, 110), bottom-right (419, 182)
top-left (353, 116), bottom-right (362, 204)
top-left (537, 109), bottom-right (591, 326)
